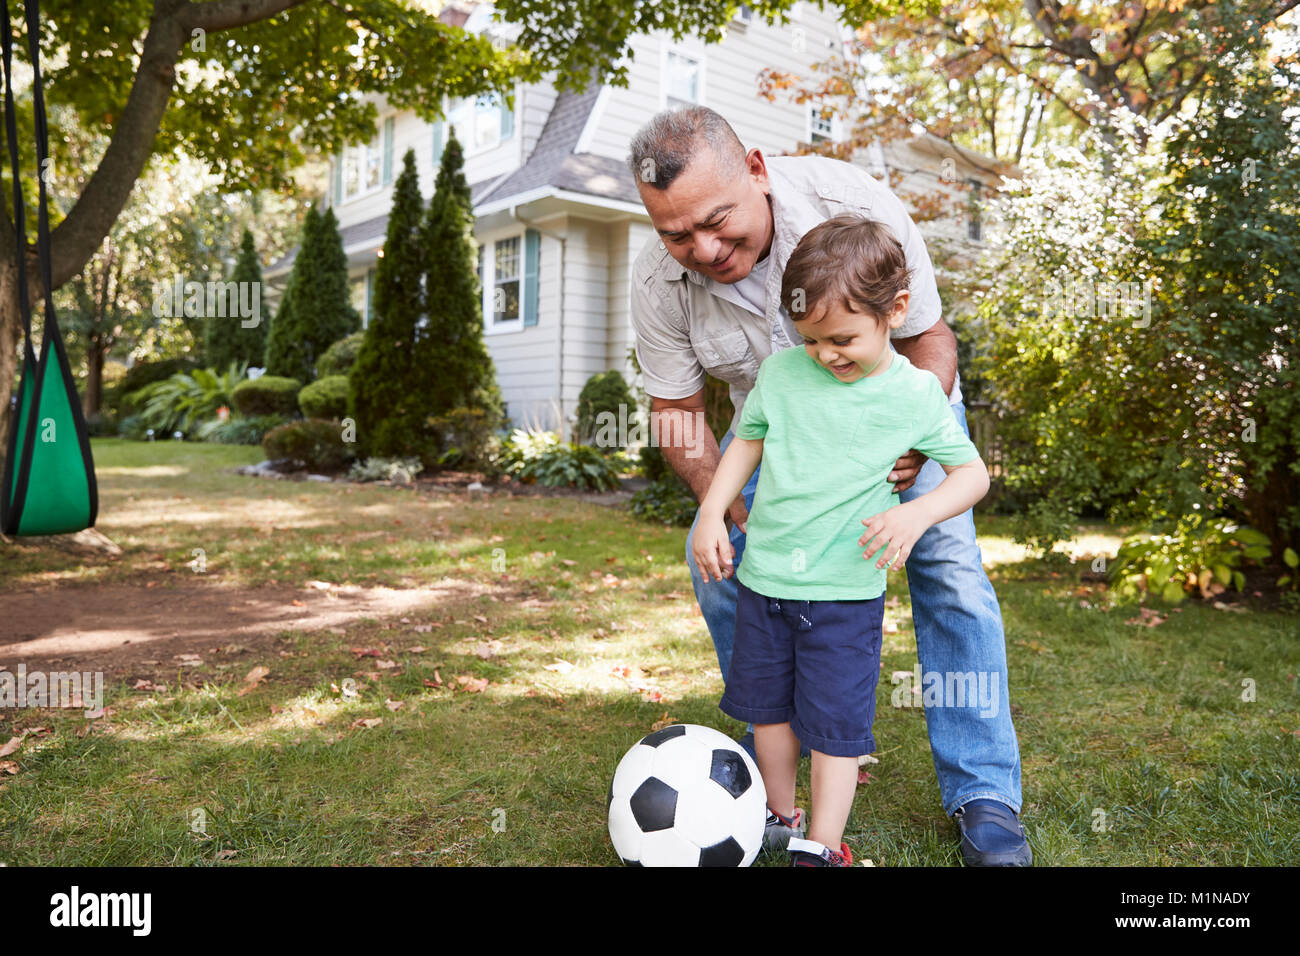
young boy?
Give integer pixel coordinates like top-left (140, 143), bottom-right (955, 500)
top-left (692, 214), bottom-right (991, 867)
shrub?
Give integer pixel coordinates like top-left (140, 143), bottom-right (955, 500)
top-left (112, 357), bottom-right (200, 416)
top-left (346, 456), bottom-right (424, 484)
top-left (576, 369), bottom-right (636, 448)
top-left (316, 332), bottom-right (365, 379)
top-left (298, 375), bottom-right (350, 420)
top-left (196, 413), bottom-right (292, 445)
top-left (262, 418), bottom-right (353, 471)
top-left (427, 406), bottom-right (504, 472)
top-left (126, 361), bottom-right (249, 437)
top-left (85, 411), bottom-right (118, 437)
top-left (232, 375), bottom-right (302, 417)
top-left (117, 414), bottom-right (150, 441)
top-left (1109, 516), bottom-right (1272, 604)
top-left (500, 429), bottom-right (622, 491)
top-left (630, 479), bottom-right (699, 527)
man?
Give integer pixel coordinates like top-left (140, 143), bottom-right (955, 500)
top-left (625, 105), bottom-right (1031, 867)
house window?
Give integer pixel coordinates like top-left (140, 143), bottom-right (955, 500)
top-left (664, 50), bottom-right (702, 110)
top-left (343, 134), bottom-right (382, 201)
top-left (493, 236), bottom-right (521, 325)
top-left (447, 91), bottom-right (513, 154)
top-left (967, 179), bottom-right (983, 241)
top-left (810, 106), bottom-right (834, 146)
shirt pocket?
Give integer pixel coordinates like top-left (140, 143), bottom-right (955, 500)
top-left (691, 327), bottom-right (757, 385)
top-left (846, 410), bottom-right (913, 475)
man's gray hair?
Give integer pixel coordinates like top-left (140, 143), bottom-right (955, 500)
top-left (626, 106), bottom-right (748, 190)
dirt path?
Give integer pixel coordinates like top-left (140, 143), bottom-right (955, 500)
top-left (0, 577), bottom-right (498, 681)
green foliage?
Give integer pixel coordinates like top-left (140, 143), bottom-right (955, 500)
top-left (195, 413), bottom-right (292, 445)
top-left (499, 428), bottom-right (621, 491)
top-left (116, 414), bottom-right (150, 441)
top-left (629, 479), bottom-right (699, 527)
top-left (231, 375), bottom-right (303, 417)
top-left (316, 332), bottom-right (366, 379)
top-left (576, 370), bottom-right (636, 447)
top-left (266, 207), bottom-right (360, 385)
top-left (262, 419), bottom-right (354, 471)
top-left (127, 362), bottom-right (249, 437)
top-left (298, 375), bottom-right (350, 420)
top-left (346, 456), bottom-right (425, 484)
top-left (1110, 517), bottom-right (1273, 604)
top-left (204, 229), bottom-right (268, 371)
top-left (417, 132), bottom-right (505, 424)
top-left (969, 20), bottom-right (1300, 554)
top-left (426, 407), bottom-right (504, 473)
top-left (349, 149), bottom-right (434, 459)
top-left (110, 357), bottom-right (201, 417)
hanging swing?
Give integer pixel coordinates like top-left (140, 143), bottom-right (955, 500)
top-left (0, 0), bottom-right (97, 537)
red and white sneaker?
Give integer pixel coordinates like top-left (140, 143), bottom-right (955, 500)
top-left (788, 837), bottom-right (854, 867)
top-left (763, 807), bottom-right (806, 852)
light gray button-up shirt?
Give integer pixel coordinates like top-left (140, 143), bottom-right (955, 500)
top-left (630, 153), bottom-right (961, 436)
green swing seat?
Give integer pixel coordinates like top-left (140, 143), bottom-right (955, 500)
top-left (0, 0), bottom-right (97, 537)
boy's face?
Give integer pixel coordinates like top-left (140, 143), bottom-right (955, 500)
top-left (793, 290), bottom-right (910, 383)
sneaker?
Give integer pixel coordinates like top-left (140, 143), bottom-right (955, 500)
top-left (788, 837), bottom-right (854, 867)
top-left (763, 807), bottom-right (806, 851)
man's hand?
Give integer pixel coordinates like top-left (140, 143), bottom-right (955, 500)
top-left (694, 510), bottom-right (737, 582)
top-left (888, 449), bottom-right (928, 494)
top-left (723, 495), bottom-right (749, 535)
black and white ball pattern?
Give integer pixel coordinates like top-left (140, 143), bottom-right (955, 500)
top-left (607, 723), bottom-right (766, 866)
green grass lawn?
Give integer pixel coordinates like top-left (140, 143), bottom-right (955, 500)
top-left (0, 438), bottom-right (1296, 865)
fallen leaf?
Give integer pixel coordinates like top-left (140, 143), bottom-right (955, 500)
top-left (376, 659), bottom-right (399, 670)
top-left (544, 660), bottom-right (574, 673)
top-left (351, 647), bottom-right (383, 659)
top-left (350, 717), bottom-right (383, 729)
top-left (0, 761), bottom-right (19, 775)
top-left (408, 645), bottom-right (428, 653)
top-left (473, 640), bottom-right (504, 659)
top-left (306, 580), bottom-right (333, 590)
top-left (384, 699), bottom-right (404, 711)
top-left (237, 665), bottom-right (270, 696)
top-left (561, 559), bottom-right (577, 566)
top-left (857, 770), bottom-right (874, 785)
top-left (0, 735), bottom-right (25, 758)
top-left (650, 712), bottom-right (676, 732)
top-left (455, 675), bottom-right (489, 693)
top-left (291, 600), bottom-right (305, 607)
top-left (473, 615), bottom-right (488, 624)
top-left (214, 849), bottom-right (238, 860)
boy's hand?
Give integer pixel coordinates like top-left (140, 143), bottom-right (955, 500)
top-left (859, 501), bottom-right (930, 570)
top-left (693, 513), bottom-right (737, 582)
top-left (888, 449), bottom-right (928, 493)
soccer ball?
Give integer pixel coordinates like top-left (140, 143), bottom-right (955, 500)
top-left (607, 723), bottom-right (767, 866)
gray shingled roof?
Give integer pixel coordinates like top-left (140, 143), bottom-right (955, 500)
top-left (266, 85), bottom-right (638, 278)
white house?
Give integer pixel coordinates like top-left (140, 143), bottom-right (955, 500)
top-left (265, 1), bottom-right (999, 438)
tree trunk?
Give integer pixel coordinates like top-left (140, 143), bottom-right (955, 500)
top-left (0, 261), bottom-right (21, 479)
top-left (85, 335), bottom-right (105, 418)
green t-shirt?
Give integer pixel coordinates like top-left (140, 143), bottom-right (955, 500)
top-left (734, 347), bottom-right (980, 601)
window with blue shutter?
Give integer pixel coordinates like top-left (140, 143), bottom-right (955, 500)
top-left (382, 117), bottom-right (394, 185)
top-left (523, 229), bottom-right (539, 327)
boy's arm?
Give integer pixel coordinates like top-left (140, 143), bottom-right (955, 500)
top-left (699, 435), bottom-right (764, 526)
top-left (858, 457), bottom-right (989, 569)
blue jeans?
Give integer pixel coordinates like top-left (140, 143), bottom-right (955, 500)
top-left (685, 404), bottom-right (1024, 816)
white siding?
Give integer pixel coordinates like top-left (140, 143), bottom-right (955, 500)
top-left (583, 4), bottom-right (850, 166)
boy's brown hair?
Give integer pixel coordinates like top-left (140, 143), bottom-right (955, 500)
top-left (780, 214), bottom-right (912, 325)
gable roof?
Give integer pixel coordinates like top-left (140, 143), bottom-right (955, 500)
top-left (266, 83), bottom-right (639, 278)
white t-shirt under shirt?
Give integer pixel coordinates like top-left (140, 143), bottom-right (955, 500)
top-left (715, 251), bottom-right (771, 318)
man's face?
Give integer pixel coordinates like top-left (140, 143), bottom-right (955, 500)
top-left (637, 147), bottom-right (774, 284)
top-left (793, 292), bottom-right (908, 383)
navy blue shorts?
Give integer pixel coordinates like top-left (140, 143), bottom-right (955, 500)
top-left (719, 579), bottom-right (885, 757)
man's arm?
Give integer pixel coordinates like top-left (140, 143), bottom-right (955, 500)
top-left (893, 318), bottom-right (957, 397)
top-left (651, 390), bottom-right (750, 531)
top-left (887, 318), bottom-right (959, 493)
